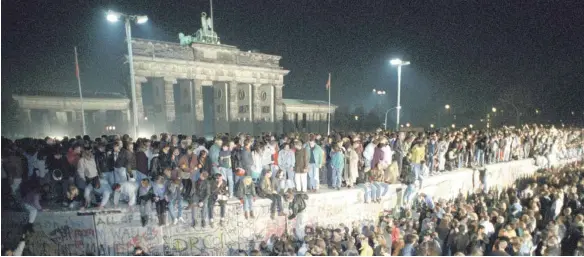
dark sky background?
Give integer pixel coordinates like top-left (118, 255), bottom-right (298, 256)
top-left (3, 0), bottom-right (584, 126)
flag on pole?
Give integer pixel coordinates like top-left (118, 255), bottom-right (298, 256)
top-left (325, 72), bottom-right (331, 90)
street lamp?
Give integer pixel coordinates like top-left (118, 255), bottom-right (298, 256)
top-left (492, 107), bottom-right (497, 113)
top-left (383, 107), bottom-right (398, 130)
top-left (107, 10), bottom-right (148, 138)
top-left (430, 124), bottom-right (434, 128)
top-left (406, 122), bottom-right (411, 127)
top-left (445, 104), bottom-right (450, 110)
top-left (469, 124), bottom-right (474, 129)
top-left (390, 58), bottom-right (410, 131)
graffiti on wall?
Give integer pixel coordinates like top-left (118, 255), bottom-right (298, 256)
top-left (1, 212), bottom-right (97, 255)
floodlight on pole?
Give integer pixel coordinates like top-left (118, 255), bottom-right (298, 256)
top-left (390, 58), bottom-right (410, 131)
top-left (106, 10), bottom-right (148, 138)
top-left (107, 11), bottom-right (120, 22)
top-left (136, 15), bottom-right (148, 24)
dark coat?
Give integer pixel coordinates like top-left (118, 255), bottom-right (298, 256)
top-left (192, 179), bottom-right (210, 204)
top-left (135, 151), bottom-right (149, 176)
top-left (94, 151), bottom-right (109, 174)
top-left (288, 193), bottom-right (309, 219)
top-left (294, 148), bottom-right (308, 173)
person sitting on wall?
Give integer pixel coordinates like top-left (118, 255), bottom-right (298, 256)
top-left (208, 173), bottom-right (229, 227)
top-left (152, 175), bottom-right (169, 226)
top-left (259, 168), bottom-right (284, 220)
top-left (237, 175), bottom-right (256, 219)
top-left (112, 179), bottom-right (137, 211)
top-left (137, 178), bottom-right (154, 227)
top-left (190, 171), bottom-right (210, 228)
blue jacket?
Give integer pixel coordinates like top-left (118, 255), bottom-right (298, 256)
top-left (304, 144), bottom-right (324, 167)
top-left (330, 151), bottom-right (345, 171)
top-left (209, 144), bottom-right (221, 166)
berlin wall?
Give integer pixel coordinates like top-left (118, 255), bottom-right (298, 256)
top-left (1, 158), bottom-right (577, 255)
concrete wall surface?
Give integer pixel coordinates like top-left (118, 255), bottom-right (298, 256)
top-left (1, 157), bottom-right (579, 255)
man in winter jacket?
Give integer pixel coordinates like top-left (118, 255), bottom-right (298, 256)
top-left (190, 171), bottom-right (210, 227)
top-left (305, 137), bottom-right (324, 192)
top-left (294, 141), bottom-right (308, 192)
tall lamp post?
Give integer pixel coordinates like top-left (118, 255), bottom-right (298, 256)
top-left (107, 10), bottom-right (148, 138)
top-left (383, 107), bottom-right (397, 130)
top-left (390, 58), bottom-right (410, 131)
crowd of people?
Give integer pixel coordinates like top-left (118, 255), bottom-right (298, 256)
top-left (233, 163), bottom-right (584, 256)
top-left (1, 124), bottom-right (583, 256)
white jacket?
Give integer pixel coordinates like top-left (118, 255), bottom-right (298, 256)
top-left (278, 149), bottom-right (295, 169)
top-left (363, 143), bottom-right (375, 163)
top-left (77, 157), bottom-right (99, 179)
top-left (113, 181), bottom-right (137, 206)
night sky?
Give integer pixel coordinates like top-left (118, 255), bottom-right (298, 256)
top-left (3, 0), bottom-right (584, 126)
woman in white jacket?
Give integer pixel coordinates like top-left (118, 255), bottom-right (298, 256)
top-left (345, 143), bottom-right (360, 188)
top-left (77, 149), bottom-right (99, 190)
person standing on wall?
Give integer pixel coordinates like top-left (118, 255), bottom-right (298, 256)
top-left (305, 136), bottom-right (324, 193)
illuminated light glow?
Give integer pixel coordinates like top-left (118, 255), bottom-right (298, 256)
top-left (390, 59), bottom-right (410, 66)
top-left (492, 107), bottom-right (497, 113)
top-left (430, 124), bottom-right (434, 128)
top-left (445, 104), bottom-right (450, 109)
top-left (107, 11), bottom-right (120, 22)
top-left (451, 124), bottom-right (456, 128)
top-left (406, 122), bottom-right (411, 127)
top-left (469, 124), bottom-right (474, 128)
top-left (136, 15), bottom-right (148, 24)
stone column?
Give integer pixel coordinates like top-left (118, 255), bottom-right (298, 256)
top-left (306, 112), bottom-right (313, 132)
top-left (126, 108), bottom-right (131, 124)
top-left (193, 79), bottom-right (205, 135)
top-left (22, 109), bottom-right (32, 124)
top-left (135, 76), bottom-right (147, 121)
top-left (22, 109), bottom-right (32, 135)
top-left (163, 77), bottom-right (177, 122)
top-left (251, 84), bottom-right (259, 121)
top-left (274, 84), bottom-right (284, 134)
top-left (228, 81), bottom-right (239, 135)
top-left (251, 84), bottom-right (261, 135)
